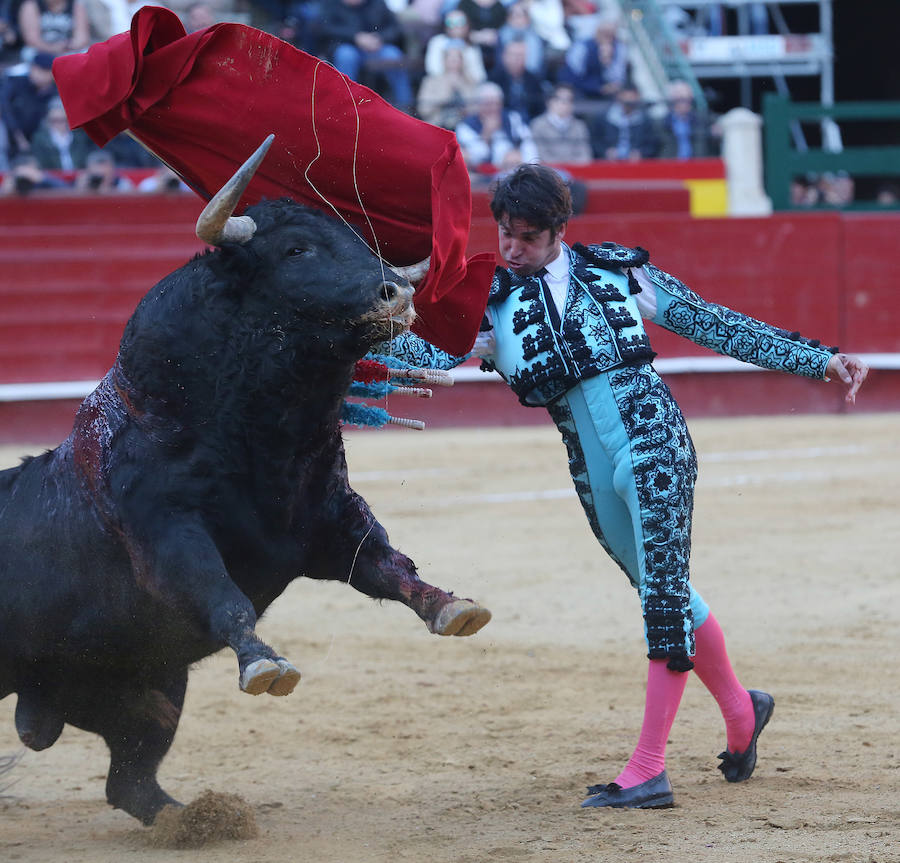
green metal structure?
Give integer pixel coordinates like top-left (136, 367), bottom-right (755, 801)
top-left (763, 94), bottom-right (900, 209)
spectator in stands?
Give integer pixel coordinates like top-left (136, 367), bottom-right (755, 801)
top-left (137, 164), bottom-right (190, 193)
top-left (562, 0), bottom-right (603, 10)
top-left (103, 130), bottom-right (159, 167)
top-left (875, 182), bottom-right (899, 206)
top-left (558, 17), bottom-right (629, 104)
top-left (393, 0), bottom-right (444, 62)
top-left (455, 0), bottom-right (506, 70)
top-left (591, 80), bottom-right (658, 161)
top-left (517, 0), bottom-right (569, 70)
top-left (29, 96), bottom-right (96, 170)
top-left (184, 1), bottom-right (215, 31)
top-left (17, 0), bottom-right (90, 59)
top-left (251, 1), bottom-right (323, 55)
top-left (660, 3), bottom-right (696, 38)
top-left (74, 148), bottom-right (134, 192)
top-left (496, 2), bottom-right (545, 76)
top-left (0, 51), bottom-right (58, 160)
top-left (455, 79), bottom-right (537, 179)
top-left (529, 82), bottom-right (592, 164)
top-left (817, 170), bottom-right (855, 207)
top-left (320, 0), bottom-right (414, 112)
top-left (423, 8), bottom-right (486, 83)
top-left (0, 0), bottom-right (22, 65)
top-left (0, 116), bottom-right (8, 170)
top-left (657, 79), bottom-right (720, 160)
top-left (562, 0), bottom-right (607, 41)
top-left (789, 173), bottom-right (820, 208)
top-left (416, 42), bottom-right (478, 129)
top-left (698, 3), bottom-right (768, 36)
top-left (789, 171), bottom-right (855, 209)
top-left (1, 151), bottom-right (70, 194)
top-left (490, 37), bottom-right (545, 122)
top-left (81, 0), bottom-right (133, 43)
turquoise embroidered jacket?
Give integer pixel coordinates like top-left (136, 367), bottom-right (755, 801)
top-left (483, 244), bottom-right (653, 406)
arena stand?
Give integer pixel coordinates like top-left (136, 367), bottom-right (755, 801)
top-left (1, 159), bottom-right (898, 442)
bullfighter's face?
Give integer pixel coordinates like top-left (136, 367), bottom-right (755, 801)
top-left (498, 216), bottom-right (566, 277)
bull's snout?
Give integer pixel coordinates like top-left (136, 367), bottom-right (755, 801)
top-left (381, 280), bottom-right (415, 328)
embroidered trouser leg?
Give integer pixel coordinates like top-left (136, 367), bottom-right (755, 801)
top-left (547, 366), bottom-right (709, 662)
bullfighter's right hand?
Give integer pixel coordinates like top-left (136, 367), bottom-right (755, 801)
top-left (825, 353), bottom-right (869, 404)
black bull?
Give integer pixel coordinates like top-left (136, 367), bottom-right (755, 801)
top-left (0, 196), bottom-right (490, 824)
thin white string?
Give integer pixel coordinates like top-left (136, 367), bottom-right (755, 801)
top-left (346, 520), bottom-right (376, 587)
top-left (307, 66), bottom-right (406, 633)
top-left (305, 60), bottom-right (400, 386)
top-left (312, 519), bottom-right (376, 669)
top-left (305, 61), bottom-right (387, 272)
top-left (301, 64), bottom-right (411, 668)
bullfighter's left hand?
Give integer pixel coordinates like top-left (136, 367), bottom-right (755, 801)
top-left (825, 353), bottom-right (869, 404)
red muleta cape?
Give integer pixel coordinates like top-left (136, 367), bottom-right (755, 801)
top-left (52, 5), bottom-right (494, 355)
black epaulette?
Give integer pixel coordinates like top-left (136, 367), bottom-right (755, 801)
top-left (488, 266), bottom-right (513, 303)
top-left (573, 241), bottom-right (650, 270)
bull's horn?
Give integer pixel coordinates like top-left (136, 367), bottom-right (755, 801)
top-left (393, 256), bottom-right (431, 286)
top-left (196, 134), bottom-right (275, 246)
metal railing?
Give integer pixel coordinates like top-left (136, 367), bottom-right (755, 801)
top-left (620, 0), bottom-right (709, 111)
top-left (763, 94), bottom-right (900, 209)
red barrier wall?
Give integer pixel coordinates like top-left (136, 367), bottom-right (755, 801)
top-left (1, 194), bottom-right (205, 385)
top-left (1, 195), bottom-right (897, 443)
top-left (840, 214), bottom-right (900, 353)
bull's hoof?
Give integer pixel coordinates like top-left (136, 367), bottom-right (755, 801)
top-left (428, 599), bottom-right (491, 637)
top-left (267, 660), bottom-right (301, 696)
top-left (106, 774), bottom-right (180, 826)
top-left (240, 659), bottom-right (280, 695)
top-left (240, 658), bottom-right (301, 696)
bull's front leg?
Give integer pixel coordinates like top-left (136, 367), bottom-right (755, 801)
top-left (316, 489), bottom-right (491, 637)
top-left (133, 517), bottom-right (301, 696)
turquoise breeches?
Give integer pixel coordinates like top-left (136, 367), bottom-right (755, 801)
top-left (547, 364), bottom-right (710, 663)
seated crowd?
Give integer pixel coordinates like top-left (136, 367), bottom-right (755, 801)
top-left (0, 0), bottom-right (722, 195)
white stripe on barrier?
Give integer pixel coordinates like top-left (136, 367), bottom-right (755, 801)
top-left (451, 352), bottom-right (900, 383)
top-left (1, 353), bottom-right (897, 402)
top-left (0, 380), bottom-right (102, 402)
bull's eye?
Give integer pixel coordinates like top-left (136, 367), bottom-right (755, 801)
top-left (289, 247), bottom-right (307, 257)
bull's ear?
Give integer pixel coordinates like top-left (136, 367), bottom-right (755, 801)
top-left (204, 243), bottom-right (259, 299)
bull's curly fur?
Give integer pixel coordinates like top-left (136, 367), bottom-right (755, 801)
top-left (0, 199), bottom-right (488, 826)
top-left (115, 201), bottom-right (403, 480)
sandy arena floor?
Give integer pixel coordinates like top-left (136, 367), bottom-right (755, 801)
top-left (1, 412), bottom-right (898, 862)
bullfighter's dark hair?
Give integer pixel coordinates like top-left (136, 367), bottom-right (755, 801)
top-left (489, 164), bottom-right (573, 237)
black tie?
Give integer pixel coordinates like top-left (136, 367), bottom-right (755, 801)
top-left (536, 268), bottom-right (562, 333)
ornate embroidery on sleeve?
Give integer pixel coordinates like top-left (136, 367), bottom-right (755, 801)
top-left (646, 264), bottom-right (837, 379)
top-left (371, 332), bottom-right (468, 371)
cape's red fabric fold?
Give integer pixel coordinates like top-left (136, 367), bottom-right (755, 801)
top-left (53, 6), bottom-right (494, 354)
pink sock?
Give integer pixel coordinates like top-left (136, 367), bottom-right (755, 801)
top-left (692, 613), bottom-right (755, 752)
top-left (614, 658), bottom-right (688, 788)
